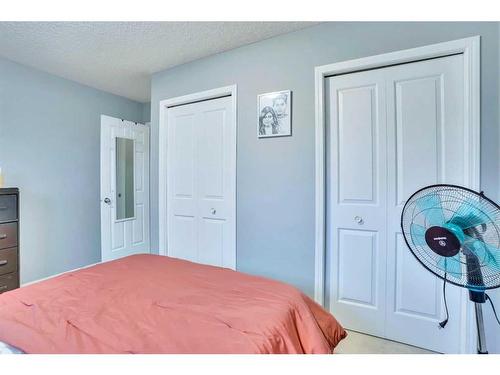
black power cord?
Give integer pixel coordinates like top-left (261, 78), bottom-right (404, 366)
top-left (485, 293), bottom-right (500, 326)
top-left (439, 273), bottom-right (449, 329)
top-left (438, 274), bottom-right (500, 330)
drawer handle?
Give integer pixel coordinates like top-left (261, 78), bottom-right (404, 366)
top-left (0, 234), bottom-right (6, 240)
top-left (0, 207), bottom-right (7, 211)
top-left (0, 285), bottom-right (7, 291)
top-left (0, 260), bottom-right (7, 266)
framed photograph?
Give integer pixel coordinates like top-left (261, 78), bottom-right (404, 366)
top-left (257, 90), bottom-right (292, 138)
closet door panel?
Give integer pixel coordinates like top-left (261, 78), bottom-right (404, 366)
top-left (327, 69), bottom-right (388, 338)
top-left (337, 85), bottom-right (377, 203)
top-left (385, 54), bottom-right (465, 353)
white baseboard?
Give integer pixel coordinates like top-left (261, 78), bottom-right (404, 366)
top-left (21, 261), bottom-right (101, 287)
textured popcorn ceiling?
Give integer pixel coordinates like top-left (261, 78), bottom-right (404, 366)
top-left (0, 22), bottom-right (317, 102)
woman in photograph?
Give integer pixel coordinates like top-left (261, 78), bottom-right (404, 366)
top-left (259, 106), bottom-right (279, 136)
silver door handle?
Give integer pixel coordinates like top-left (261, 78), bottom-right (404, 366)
top-left (354, 216), bottom-right (364, 225)
top-left (104, 198), bottom-right (111, 205)
top-left (0, 234), bottom-right (6, 240)
top-left (211, 208), bottom-right (216, 215)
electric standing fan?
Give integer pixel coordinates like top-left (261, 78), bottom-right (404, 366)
top-left (401, 184), bottom-right (500, 354)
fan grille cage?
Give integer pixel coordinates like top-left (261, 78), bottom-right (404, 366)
top-left (401, 184), bottom-right (500, 289)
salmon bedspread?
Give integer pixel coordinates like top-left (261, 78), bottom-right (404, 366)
top-left (0, 254), bottom-right (346, 354)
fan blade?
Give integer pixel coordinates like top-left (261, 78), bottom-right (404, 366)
top-left (416, 194), bottom-right (445, 226)
top-left (449, 199), bottom-right (492, 230)
top-left (410, 223), bottom-right (427, 246)
top-left (437, 255), bottom-right (462, 280)
top-left (463, 236), bottom-right (500, 272)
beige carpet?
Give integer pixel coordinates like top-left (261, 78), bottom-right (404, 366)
top-left (335, 330), bottom-right (435, 354)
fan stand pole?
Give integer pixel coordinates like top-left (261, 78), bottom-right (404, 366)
top-left (465, 228), bottom-right (489, 354)
top-left (474, 302), bottom-right (488, 354)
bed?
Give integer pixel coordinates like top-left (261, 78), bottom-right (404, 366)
top-left (0, 254), bottom-right (346, 354)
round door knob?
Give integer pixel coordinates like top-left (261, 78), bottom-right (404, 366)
top-left (354, 216), bottom-right (364, 224)
top-left (211, 208), bottom-right (216, 215)
top-left (104, 198), bottom-right (111, 205)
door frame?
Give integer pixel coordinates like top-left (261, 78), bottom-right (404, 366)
top-left (314, 37), bottom-right (480, 353)
top-left (158, 85), bottom-right (238, 269)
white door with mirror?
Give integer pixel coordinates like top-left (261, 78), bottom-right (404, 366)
top-left (100, 115), bottom-right (150, 261)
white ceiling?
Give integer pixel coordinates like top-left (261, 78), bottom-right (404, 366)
top-left (0, 22), bottom-right (318, 103)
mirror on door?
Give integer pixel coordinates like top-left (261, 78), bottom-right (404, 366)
top-left (115, 137), bottom-right (135, 220)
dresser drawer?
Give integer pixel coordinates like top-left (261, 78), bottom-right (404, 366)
top-left (0, 247), bottom-right (17, 276)
top-left (0, 222), bottom-right (17, 250)
top-left (0, 272), bottom-right (18, 294)
top-left (0, 195), bottom-right (17, 223)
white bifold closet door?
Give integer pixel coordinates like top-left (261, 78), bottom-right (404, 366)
top-left (327, 54), bottom-right (466, 353)
top-left (166, 96), bottom-right (236, 269)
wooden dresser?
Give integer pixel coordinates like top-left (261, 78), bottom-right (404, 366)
top-left (0, 188), bottom-right (19, 294)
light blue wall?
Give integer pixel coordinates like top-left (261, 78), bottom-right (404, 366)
top-left (142, 102), bottom-right (151, 123)
top-left (151, 22), bottom-right (499, 294)
top-left (0, 57), bottom-right (145, 283)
